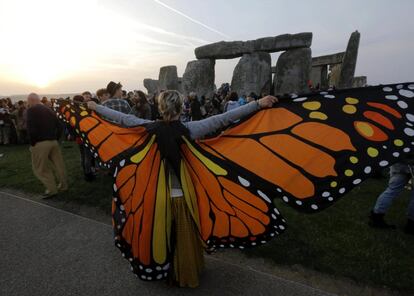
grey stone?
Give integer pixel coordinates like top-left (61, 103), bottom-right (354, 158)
top-left (274, 48), bottom-right (312, 95)
top-left (158, 65), bottom-right (179, 90)
top-left (182, 59), bottom-right (215, 98)
top-left (143, 78), bottom-right (159, 94)
top-left (328, 64), bottom-right (342, 87)
top-left (338, 31), bottom-right (360, 89)
top-left (195, 33), bottom-right (312, 59)
top-left (231, 52), bottom-right (272, 96)
top-left (353, 76), bottom-right (367, 87)
top-left (310, 65), bottom-right (329, 89)
top-left (312, 52), bottom-right (345, 67)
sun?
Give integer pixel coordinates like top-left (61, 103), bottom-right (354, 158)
top-left (0, 0), bottom-right (100, 89)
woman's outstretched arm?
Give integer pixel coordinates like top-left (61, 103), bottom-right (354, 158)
top-left (185, 95), bottom-right (277, 139)
top-left (88, 101), bottom-right (153, 127)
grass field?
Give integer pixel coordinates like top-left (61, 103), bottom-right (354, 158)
top-left (1, 142), bottom-right (413, 293)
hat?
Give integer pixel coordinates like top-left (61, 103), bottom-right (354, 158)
top-left (106, 81), bottom-right (122, 97)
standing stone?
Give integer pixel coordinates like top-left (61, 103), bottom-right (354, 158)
top-left (143, 78), bottom-right (159, 95)
top-left (329, 64), bottom-right (341, 87)
top-left (177, 78), bottom-right (184, 94)
top-left (338, 31), bottom-right (360, 89)
top-left (273, 48), bottom-right (312, 95)
top-left (231, 52), bottom-right (271, 96)
top-left (182, 59), bottom-right (215, 98)
top-left (195, 33), bottom-right (312, 59)
top-left (158, 65), bottom-right (179, 90)
top-left (353, 76), bottom-right (367, 87)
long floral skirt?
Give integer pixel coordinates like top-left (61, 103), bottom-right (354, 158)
top-left (170, 197), bottom-right (204, 288)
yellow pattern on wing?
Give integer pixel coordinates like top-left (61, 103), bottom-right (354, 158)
top-left (152, 160), bottom-right (169, 264)
top-left (130, 135), bottom-right (156, 164)
top-left (180, 161), bottom-right (201, 229)
top-left (182, 136), bottom-right (227, 176)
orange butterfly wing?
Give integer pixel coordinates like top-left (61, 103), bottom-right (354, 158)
top-left (195, 83), bottom-right (414, 213)
top-left (112, 135), bottom-right (172, 281)
top-left (54, 100), bottom-right (148, 165)
top-left (180, 137), bottom-right (286, 249)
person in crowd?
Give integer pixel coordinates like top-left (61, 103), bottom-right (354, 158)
top-left (238, 94), bottom-right (247, 106)
top-left (26, 93), bottom-right (67, 198)
top-left (103, 81), bottom-right (132, 115)
top-left (41, 96), bottom-right (52, 108)
top-left (247, 92), bottom-right (258, 103)
top-left (370, 161), bottom-right (414, 235)
top-left (211, 93), bottom-right (222, 115)
top-left (86, 90), bottom-right (278, 287)
top-left (189, 92), bottom-right (202, 121)
top-left (82, 91), bottom-right (92, 102)
top-left (96, 88), bottom-right (110, 103)
top-left (0, 99), bottom-right (12, 145)
top-left (149, 93), bottom-right (161, 120)
top-left (70, 95), bottom-right (96, 181)
top-left (131, 90), bottom-right (152, 120)
top-left (223, 91), bottom-right (240, 112)
top-left (11, 100), bottom-right (28, 144)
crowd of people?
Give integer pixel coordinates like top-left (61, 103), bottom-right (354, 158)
top-left (0, 82), bottom-right (259, 147)
top-left (4, 81), bottom-right (265, 187)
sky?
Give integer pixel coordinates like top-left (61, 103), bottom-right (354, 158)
top-left (0, 0), bottom-right (413, 96)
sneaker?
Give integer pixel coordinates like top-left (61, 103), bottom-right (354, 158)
top-left (368, 211), bottom-right (396, 229)
top-left (57, 183), bottom-right (68, 192)
top-left (404, 219), bottom-right (414, 236)
top-left (42, 190), bottom-right (57, 200)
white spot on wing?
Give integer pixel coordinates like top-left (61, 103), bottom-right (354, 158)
top-left (238, 176), bottom-right (250, 187)
top-left (404, 128), bottom-right (414, 136)
top-left (383, 87), bottom-right (392, 92)
top-left (385, 95), bottom-right (398, 100)
top-left (257, 190), bottom-right (271, 203)
top-left (379, 160), bottom-right (389, 167)
top-left (398, 101), bottom-right (408, 109)
top-left (293, 97), bottom-right (307, 102)
top-left (399, 89), bottom-right (414, 98)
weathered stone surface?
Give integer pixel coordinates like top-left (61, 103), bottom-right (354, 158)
top-left (143, 78), bottom-right (159, 94)
top-left (195, 33), bottom-right (312, 59)
top-left (273, 48), bottom-right (312, 95)
top-left (353, 76), bottom-right (367, 87)
top-left (231, 52), bottom-right (271, 96)
top-left (158, 65), bottom-right (179, 90)
top-left (328, 64), bottom-right (342, 87)
top-left (312, 52), bottom-right (345, 67)
top-left (338, 31), bottom-right (360, 88)
top-left (182, 59), bottom-right (215, 98)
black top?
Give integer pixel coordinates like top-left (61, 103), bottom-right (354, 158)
top-left (27, 104), bottom-right (61, 146)
top-left (190, 99), bottom-right (203, 121)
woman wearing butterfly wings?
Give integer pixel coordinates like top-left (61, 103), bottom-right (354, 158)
top-left (81, 92), bottom-right (277, 287)
top-left (55, 82), bottom-right (414, 287)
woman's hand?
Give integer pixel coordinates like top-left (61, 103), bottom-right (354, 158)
top-left (258, 95), bottom-right (278, 109)
top-left (87, 101), bottom-right (97, 111)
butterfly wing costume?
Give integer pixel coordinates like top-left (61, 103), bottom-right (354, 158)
top-left (54, 82), bottom-right (414, 281)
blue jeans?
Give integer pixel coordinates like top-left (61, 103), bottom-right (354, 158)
top-left (374, 172), bottom-right (414, 221)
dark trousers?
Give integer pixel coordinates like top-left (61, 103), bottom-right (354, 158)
top-left (79, 144), bottom-right (95, 176)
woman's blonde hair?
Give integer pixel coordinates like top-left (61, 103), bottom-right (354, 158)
top-left (158, 90), bottom-right (184, 121)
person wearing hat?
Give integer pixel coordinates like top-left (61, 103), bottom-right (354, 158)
top-left (102, 81), bottom-right (132, 115)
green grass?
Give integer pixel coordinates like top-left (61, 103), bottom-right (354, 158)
top-left (0, 142), bottom-right (112, 211)
top-left (1, 143), bottom-right (413, 292)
